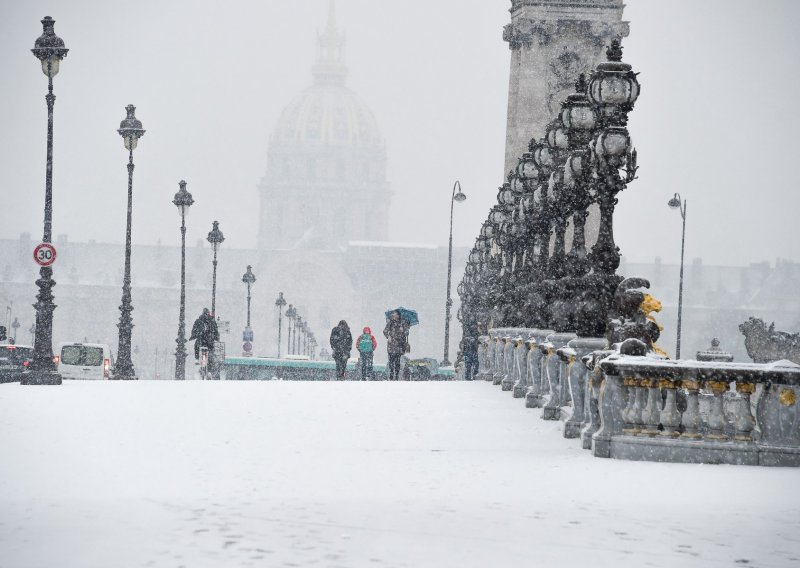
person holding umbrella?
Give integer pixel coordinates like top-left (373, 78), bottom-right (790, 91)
top-left (383, 309), bottom-right (410, 381)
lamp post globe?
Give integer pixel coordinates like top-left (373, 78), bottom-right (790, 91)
top-left (442, 180), bottom-right (466, 367)
top-left (173, 181), bottom-right (194, 380)
top-left (275, 292), bottom-right (287, 358)
top-left (668, 193), bottom-right (687, 359)
top-left (207, 221), bottom-right (225, 317)
top-left (114, 105), bottom-right (145, 381)
top-left (24, 17), bottom-right (69, 385)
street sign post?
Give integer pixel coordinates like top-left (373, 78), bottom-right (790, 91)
top-left (33, 243), bottom-right (57, 267)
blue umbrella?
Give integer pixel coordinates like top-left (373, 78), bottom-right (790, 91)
top-left (385, 307), bottom-right (419, 326)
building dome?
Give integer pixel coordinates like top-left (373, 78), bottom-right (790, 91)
top-left (273, 83), bottom-right (382, 148)
top-left (257, 2), bottom-right (392, 252)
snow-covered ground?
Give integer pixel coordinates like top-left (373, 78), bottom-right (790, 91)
top-left (1, 381), bottom-right (798, 568)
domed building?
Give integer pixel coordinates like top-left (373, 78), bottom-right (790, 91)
top-left (258, 7), bottom-right (391, 251)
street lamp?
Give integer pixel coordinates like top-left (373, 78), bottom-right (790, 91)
top-left (24, 17), bottom-right (68, 385)
top-left (668, 192), bottom-right (687, 359)
top-left (442, 180), bottom-right (466, 367)
top-left (242, 265), bottom-right (256, 357)
top-left (173, 180), bottom-right (194, 380)
top-left (115, 104), bottom-right (145, 380)
top-left (28, 324), bottom-right (35, 345)
top-left (11, 318), bottom-right (20, 343)
top-left (299, 320), bottom-right (308, 357)
top-left (285, 304), bottom-right (296, 355)
top-left (207, 220), bottom-right (225, 316)
top-left (295, 315), bottom-right (303, 356)
top-left (275, 292), bottom-right (286, 358)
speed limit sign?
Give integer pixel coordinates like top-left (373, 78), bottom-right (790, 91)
top-left (33, 243), bottom-right (57, 267)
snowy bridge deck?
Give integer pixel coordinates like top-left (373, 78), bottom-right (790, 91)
top-left (1, 381), bottom-right (798, 567)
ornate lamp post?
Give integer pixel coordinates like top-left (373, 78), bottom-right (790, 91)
top-left (668, 193), bottom-right (687, 359)
top-left (28, 324), bottom-right (36, 345)
top-left (275, 292), bottom-right (286, 358)
top-left (587, 38), bottom-right (640, 275)
top-left (24, 17), bottom-right (68, 385)
top-left (285, 304), bottom-right (296, 355)
top-left (11, 318), bottom-right (20, 343)
top-left (207, 221), bottom-right (225, 316)
top-left (173, 181), bottom-right (194, 380)
top-left (442, 180), bottom-right (466, 367)
top-left (242, 265), bottom-right (256, 357)
top-left (114, 104), bottom-right (145, 380)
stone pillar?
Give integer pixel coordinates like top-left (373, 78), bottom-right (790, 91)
top-left (503, 0), bottom-right (628, 175)
top-left (502, 0), bottom-right (628, 242)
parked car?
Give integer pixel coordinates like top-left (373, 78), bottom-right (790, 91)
top-left (56, 342), bottom-right (113, 380)
top-left (0, 344), bottom-right (34, 383)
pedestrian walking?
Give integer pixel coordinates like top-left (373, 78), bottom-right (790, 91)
top-left (329, 320), bottom-right (352, 380)
top-left (190, 308), bottom-right (219, 362)
top-left (356, 327), bottom-right (377, 381)
top-left (461, 320), bottom-right (481, 381)
top-left (383, 310), bottom-right (409, 381)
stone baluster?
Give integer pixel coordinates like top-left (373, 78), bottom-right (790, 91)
top-left (484, 332), bottom-right (496, 381)
top-left (679, 379), bottom-right (702, 439)
top-left (501, 334), bottom-right (515, 388)
top-left (502, 333), bottom-right (522, 392)
top-left (592, 372), bottom-right (626, 458)
top-left (493, 333), bottom-right (505, 385)
top-left (525, 329), bottom-right (553, 408)
top-left (621, 377), bottom-right (637, 433)
top-left (704, 380), bottom-right (730, 440)
top-left (640, 379), bottom-right (662, 437)
top-left (563, 337), bottom-right (607, 439)
top-left (542, 332), bottom-right (576, 420)
top-left (659, 379), bottom-right (682, 437)
top-left (512, 333), bottom-right (529, 398)
top-left (731, 382), bottom-right (756, 441)
top-left (581, 353), bottom-right (610, 450)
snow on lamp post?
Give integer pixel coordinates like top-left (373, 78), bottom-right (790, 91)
top-left (668, 193), bottom-right (687, 359)
top-left (173, 181), bottom-right (194, 380)
top-left (24, 17), bottom-right (68, 386)
top-left (207, 221), bottom-right (225, 317)
top-left (275, 292), bottom-right (286, 358)
top-left (241, 265), bottom-right (256, 357)
top-left (441, 180), bottom-right (466, 368)
top-left (115, 104), bottom-right (145, 380)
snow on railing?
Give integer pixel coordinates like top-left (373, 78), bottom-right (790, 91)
top-left (479, 328), bottom-right (800, 467)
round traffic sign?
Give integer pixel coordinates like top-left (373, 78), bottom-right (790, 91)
top-left (33, 243), bottom-right (57, 267)
top-left (243, 341), bottom-right (253, 353)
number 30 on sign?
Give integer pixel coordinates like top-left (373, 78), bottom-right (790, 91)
top-left (33, 243), bottom-right (57, 267)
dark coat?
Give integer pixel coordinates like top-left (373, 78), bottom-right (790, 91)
top-left (190, 313), bottom-right (219, 347)
top-left (330, 325), bottom-right (353, 359)
top-left (383, 319), bottom-right (410, 355)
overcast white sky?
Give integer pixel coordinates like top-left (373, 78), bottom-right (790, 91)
top-left (1, 0), bottom-right (798, 266)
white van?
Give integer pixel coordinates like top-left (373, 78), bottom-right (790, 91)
top-left (57, 342), bottom-right (113, 380)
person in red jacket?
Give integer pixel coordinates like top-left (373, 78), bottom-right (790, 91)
top-left (356, 327), bottom-right (377, 381)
